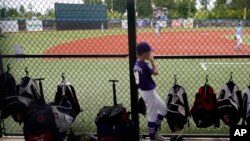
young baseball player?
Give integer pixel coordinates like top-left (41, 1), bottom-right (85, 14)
top-left (155, 22), bottom-right (161, 36)
top-left (134, 42), bottom-right (167, 141)
top-left (235, 21), bottom-right (243, 50)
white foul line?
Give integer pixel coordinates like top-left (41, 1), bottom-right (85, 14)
top-left (200, 63), bottom-right (207, 71)
top-left (200, 62), bottom-right (250, 71)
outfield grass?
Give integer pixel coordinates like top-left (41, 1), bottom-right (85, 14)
top-left (1, 27), bottom-right (250, 135)
top-left (0, 29), bottom-right (128, 54)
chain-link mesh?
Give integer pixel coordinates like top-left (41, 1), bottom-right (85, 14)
top-left (0, 0), bottom-right (250, 137)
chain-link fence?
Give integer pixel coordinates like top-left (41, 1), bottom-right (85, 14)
top-left (0, 0), bottom-right (250, 138)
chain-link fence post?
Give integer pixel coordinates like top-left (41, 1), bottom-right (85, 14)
top-left (0, 35), bottom-right (4, 74)
top-left (0, 51), bottom-right (3, 74)
top-left (0, 118), bottom-right (4, 138)
top-left (127, 0), bottom-right (139, 140)
top-left (0, 35), bottom-right (3, 137)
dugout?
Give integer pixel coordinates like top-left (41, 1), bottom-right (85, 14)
top-left (55, 3), bottom-right (107, 30)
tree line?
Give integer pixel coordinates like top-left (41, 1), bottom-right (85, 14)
top-left (0, 0), bottom-right (249, 20)
top-left (0, 5), bottom-right (55, 20)
top-left (196, 0), bottom-right (250, 19)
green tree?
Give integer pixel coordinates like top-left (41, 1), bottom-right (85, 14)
top-left (82, 0), bottom-right (126, 19)
top-left (45, 8), bottom-right (55, 19)
top-left (107, 10), bottom-right (126, 19)
top-left (83, 0), bottom-right (103, 4)
top-left (0, 8), bottom-right (7, 19)
top-left (167, 0), bottom-right (196, 19)
top-left (216, 0), bottom-right (227, 5)
top-left (210, 0), bottom-right (250, 19)
top-left (106, 0), bottom-right (126, 17)
top-left (6, 8), bottom-right (19, 18)
top-left (113, 0), bottom-right (126, 15)
top-left (24, 11), bottom-right (33, 19)
top-left (194, 10), bottom-right (209, 19)
top-left (178, 0), bottom-right (196, 18)
top-left (136, 0), bottom-right (153, 18)
top-left (177, 1), bottom-right (189, 18)
top-left (19, 5), bottom-right (25, 17)
top-left (231, 0), bottom-right (250, 9)
top-left (154, 0), bottom-right (176, 9)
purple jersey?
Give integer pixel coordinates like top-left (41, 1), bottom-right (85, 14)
top-left (133, 61), bottom-right (156, 91)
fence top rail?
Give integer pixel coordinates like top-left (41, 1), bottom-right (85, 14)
top-left (2, 132), bottom-right (229, 138)
top-left (1, 54), bottom-right (250, 59)
top-left (155, 55), bottom-right (250, 59)
top-left (0, 54), bottom-right (129, 58)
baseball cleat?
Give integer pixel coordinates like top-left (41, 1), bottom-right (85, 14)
top-left (156, 133), bottom-right (167, 141)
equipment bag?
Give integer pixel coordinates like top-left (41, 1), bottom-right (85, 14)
top-left (218, 82), bottom-right (242, 126)
top-left (16, 76), bottom-right (46, 106)
top-left (23, 105), bottom-right (64, 141)
top-left (190, 85), bottom-right (220, 128)
top-left (0, 72), bottom-right (17, 119)
top-left (96, 80), bottom-right (135, 141)
top-left (242, 86), bottom-right (250, 125)
top-left (166, 85), bottom-right (189, 132)
top-left (95, 104), bottom-right (134, 141)
top-left (2, 75), bottom-right (46, 122)
top-left (54, 81), bottom-right (81, 117)
top-left (4, 76), bottom-right (47, 123)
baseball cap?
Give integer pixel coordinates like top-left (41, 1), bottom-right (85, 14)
top-left (136, 42), bottom-right (154, 54)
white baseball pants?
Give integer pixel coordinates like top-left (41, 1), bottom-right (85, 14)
top-left (141, 89), bottom-right (168, 122)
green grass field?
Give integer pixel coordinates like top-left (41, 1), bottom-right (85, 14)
top-left (1, 27), bottom-right (250, 135)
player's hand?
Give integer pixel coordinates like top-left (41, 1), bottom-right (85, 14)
top-left (147, 53), bottom-right (154, 62)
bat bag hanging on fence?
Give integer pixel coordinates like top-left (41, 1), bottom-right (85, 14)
top-left (1, 76), bottom-right (46, 123)
top-left (17, 76), bottom-right (46, 106)
top-left (165, 85), bottom-right (189, 132)
top-left (242, 86), bottom-right (250, 125)
top-left (0, 72), bottom-right (17, 119)
top-left (190, 85), bottom-right (220, 128)
top-left (217, 82), bottom-right (242, 126)
top-left (54, 81), bottom-right (81, 117)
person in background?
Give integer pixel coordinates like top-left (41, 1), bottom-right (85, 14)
top-left (235, 21), bottom-right (243, 50)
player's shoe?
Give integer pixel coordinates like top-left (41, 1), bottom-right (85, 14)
top-left (156, 133), bottom-right (167, 141)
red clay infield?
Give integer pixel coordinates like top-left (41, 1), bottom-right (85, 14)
top-left (43, 30), bottom-right (250, 55)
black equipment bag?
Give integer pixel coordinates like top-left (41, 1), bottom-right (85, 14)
top-left (0, 72), bottom-right (17, 119)
top-left (166, 85), bottom-right (189, 132)
top-left (218, 82), bottom-right (242, 126)
top-left (95, 80), bottom-right (135, 141)
top-left (54, 81), bottom-right (81, 117)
